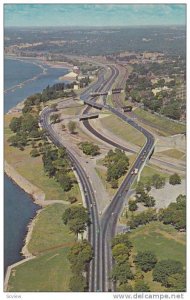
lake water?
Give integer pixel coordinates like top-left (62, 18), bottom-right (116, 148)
top-left (4, 57), bottom-right (69, 273)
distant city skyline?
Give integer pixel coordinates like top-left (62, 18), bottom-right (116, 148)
top-left (4, 4), bottom-right (186, 27)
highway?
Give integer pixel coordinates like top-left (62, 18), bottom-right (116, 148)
top-left (40, 106), bottom-right (101, 292)
top-left (79, 63), bottom-right (155, 291)
top-left (40, 62), bottom-right (173, 292)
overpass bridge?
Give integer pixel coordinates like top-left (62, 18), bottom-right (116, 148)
top-left (62, 112), bottom-right (99, 121)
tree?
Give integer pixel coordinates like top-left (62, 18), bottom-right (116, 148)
top-left (112, 233), bottom-right (132, 249)
top-left (68, 121), bottom-right (77, 134)
top-left (169, 173), bottom-right (181, 185)
top-left (176, 194), bottom-right (186, 209)
top-left (167, 272), bottom-right (186, 292)
top-left (29, 129), bottom-right (41, 139)
top-left (30, 148), bottom-right (40, 157)
top-left (153, 260), bottom-right (183, 286)
top-left (136, 182), bottom-right (145, 195)
top-left (112, 243), bottom-right (130, 264)
top-left (110, 179), bottom-right (118, 189)
top-left (9, 116), bottom-right (22, 133)
top-left (8, 133), bottom-right (27, 149)
top-left (134, 280), bottom-right (150, 292)
top-left (63, 206), bottom-right (90, 235)
top-left (68, 240), bottom-right (93, 267)
top-left (128, 200), bottom-right (138, 211)
top-left (159, 197), bottom-right (186, 231)
top-left (117, 284), bottom-right (133, 292)
top-left (50, 113), bottom-right (60, 124)
top-left (21, 114), bottom-right (39, 133)
top-left (151, 174), bottom-right (166, 189)
top-left (135, 251), bottom-right (157, 272)
top-left (79, 141), bottom-right (100, 156)
top-left (112, 262), bottom-right (134, 284)
top-left (143, 195), bottom-right (156, 207)
top-left (69, 275), bottom-right (87, 292)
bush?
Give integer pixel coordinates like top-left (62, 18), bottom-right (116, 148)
top-left (79, 141), bottom-right (100, 156)
top-left (135, 251), bottom-right (157, 272)
top-left (169, 173), bottom-right (181, 185)
top-left (153, 260), bottom-right (183, 286)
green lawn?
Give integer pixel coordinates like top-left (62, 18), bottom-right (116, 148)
top-left (100, 114), bottom-right (145, 147)
top-left (8, 248), bottom-right (72, 292)
top-left (4, 114), bottom-right (82, 202)
top-left (131, 165), bottom-right (170, 189)
top-left (127, 221), bottom-right (186, 292)
top-left (129, 221), bottom-right (186, 266)
top-left (28, 204), bottom-right (77, 254)
top-left (157, 148), bottom-right (185, 160)
top-left (8, 204), bottom-right (76, 292)
top-left (63, 105), bottom-right (84, 115)
top-left (139, 165), bottom-right (170, 183)
top-left (134, 108), bottom-right (186, 136)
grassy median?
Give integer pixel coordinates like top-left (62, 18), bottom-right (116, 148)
top-left (100, 113), bottom-right (145, 147)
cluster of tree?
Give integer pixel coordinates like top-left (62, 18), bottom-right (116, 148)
top-left (135, 181), bottom-right (156, 208)
top-left (62, 206), bottom-right (90, 236)
top-left (79, 141), bottom-right (100, 156)
top-left (127, 209), bottom-right (157, 229)
top-left (112, 233), bottom-right (132, 265)
top-left (22, 82), bottom-right (77, 114)
top-left (8, 114), bottom-right (41, 150)
top-left (111, 232), bottom-right (186, 292)
top-left (112, 233), bottom-right (152, 292)
top-left (42, 146), bottom-right (74, 191)
top-left (134, 251), bottom-right (157, 272)
top-left (152, 259), bottom-right (185, 289)
top-left (104, 149), bottom-right (129, 188)
top-left (67, 240), bottom-right (93, 291)
top-left (151, 174), bottom-right (166, 189)
top-left (125, 60), bottom-right (185, 120)
top-left (117, 280), bottom-right (150, 292)
top-left (159, 194), bottom-right (186, 231)
top-left (169, 173), bottom-right (181, 185)
top-left (111, 233), bottom-right (134, 285)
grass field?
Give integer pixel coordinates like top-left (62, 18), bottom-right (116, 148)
top-left (131, 164), bottom-right (170, 189)
top-left (127, 221), bottom-right (186, 292)
top-left (129, 221), bottom-right (186, 265)
top-left (100, 114), bottom-right (145, 147)
top-left (8, 248), bottom-right (72, 292)
top-left (4, 114), bottom-right (82, 202)
top-left (134, 108), bottom-right (186, 136)
top-left (157, 148), bottom-right (185, 160)
top-left (62, 105), bottom-right (84, 115)
top-left (139, 165), bottom-right (170, 183)
top-left (8, 204), bottom-right (76, 292)
top-left (28, 204), bottom-right (77, 254)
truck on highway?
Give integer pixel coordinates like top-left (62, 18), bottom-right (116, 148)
top-left (131, 168), bottom-right (138, 175)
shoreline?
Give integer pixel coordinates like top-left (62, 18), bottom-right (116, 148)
top-left (4, 56), bottom-right (71, 95)
top-left (4, 56), bottom-right (84, 291)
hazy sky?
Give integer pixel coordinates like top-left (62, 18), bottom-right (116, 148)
top-left (4, 4), bottom-right (186, 27)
